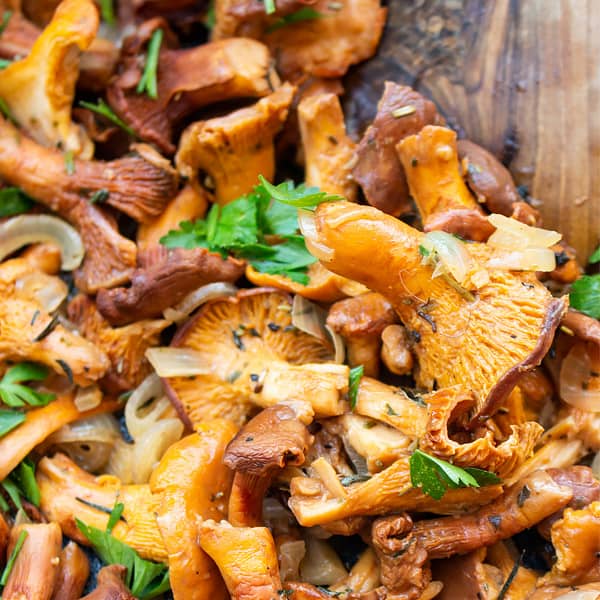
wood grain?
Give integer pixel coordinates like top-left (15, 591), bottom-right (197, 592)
top-left (344, 0), bottom-right (600, 261)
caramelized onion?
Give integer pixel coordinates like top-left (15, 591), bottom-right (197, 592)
top-left (292, 295), bottom-right (345, 363)
top-left (15, 272), bottom-right (68, 313)
top-left (145, 347), bottom-right (213, 377)
top-left (300, 537), bottom-right (348, 586)
top-left (0, 215), bottom-right (84, 269)
top-left (559, 342), bottom-right (600, 411)
top-left (74, 385), bottom-right (102, 411)
top-left (163, 282), bottom-right (238, 322)
top-left (421, 230), bottom-right (473, 284)
top-left (487, 248), bottom-right (556, 272)
top-left (488, 213), bottom-right (561, 248)
top-left (298, 209), bottom-right (334, 262)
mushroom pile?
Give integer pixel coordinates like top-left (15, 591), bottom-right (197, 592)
top-left (0, 1), bottom-right (596, 599)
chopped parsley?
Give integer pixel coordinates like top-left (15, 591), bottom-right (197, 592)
top-left (136, 29), bottom-right (163, 100)
top-left (0, 411), bottom-right (25, 438)
top-left (79, 99), bottom-right (136, 137)
top-left (77, 502), bottom-right (170, 599)
top-left (267, 8), bottom-right (324, 32)
top-left (409, 449), bottom-right (501, 500)
top-left (0, 188), bottom-right (33, 217)
top-left (160, 179), bottom-right (334, 284)
top-left (570, 275), bottom-right (600, 319)
top-left (0, 363), bottom-right (55, 408)
top-left (348, 365), bottom-right (364, 410)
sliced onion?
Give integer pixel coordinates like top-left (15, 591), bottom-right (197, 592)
top-left (298, 209), bottom-right (334, 262)
top-left (15, 272), bottom-right (68, 313)
top-left (74, 385), bottom-right (102, 411)
top-left (421, 231), bottom-right (473, 284)
top-left (124, 373), bottom-right (165, 439)
top-left (0, 215), bottom-right (84, 270)
top-left (488, 213), bottom-right (562, 248)
top-left (163, 282), bottom-right (238, 322)
top-left (559, 343), bottom-right (600, 412)
top-left (145, 347), bottom-right (213, 377)
top-left (279, 539), bottom-right (306, 582)
top-left (300, 537), bottom-right (348, 586)
top-left (292, 295), bottom-right (345, 363)
top-left (554, 592), bottom-right (600, 600)
top-left (486, 248), bottom-right (556, 272)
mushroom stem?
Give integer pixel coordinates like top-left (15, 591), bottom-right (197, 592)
top-left (228, 472), bottom-right (271, 528)
top-left (2, 522), bottom-right (62, 600)
top-left (79, 565), bottom-right (135, 600)
top-left (51, 541), bottom-right (90, 600)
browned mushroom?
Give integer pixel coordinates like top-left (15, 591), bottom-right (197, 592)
top-left (380, 324), bottom-right (414, 376)
top-left (79, 565), bottom-right (136, 600)
top-left (548, 241), bottom-right (582, 284)
top-left (108, 20), bottom-right (274, 154)
top-left (353, 82), bottom-right (442, 217)
top-left (223, 404), bottom-right (313, 526)
top-left (297, 92), bottom-right (357, 200)
top-left (96, 246), bottom-right (245, 326)
top-left (326, 292), bottom-right (398, 377)
top-left (51, 541), bottom-right (90, 600)
top-left (175, 83), bottom-right (295, 204)
top-left (67, 294), bottom-right (169, 393)
top-left (396, 126), bottom-right (495, 241)
top-left (0, 115), bottom-right (181, 291)
top-left (306, 201), bottom-right (568, 424)
top-left (371, 470), bottom-right (573, 599)
top-left (2, 522), bottom-right (62, 600)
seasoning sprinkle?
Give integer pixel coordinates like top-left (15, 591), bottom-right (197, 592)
top-left (392, 105), bottom-right (416, 118)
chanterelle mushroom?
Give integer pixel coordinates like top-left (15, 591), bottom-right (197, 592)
top-left (108, 20), bottom-right (275, 155)
top-left (162, 289), bottom-right (343, 428)
top-left (223, 404), bottom-right (313, 526)
top-left (96, 246), bottom-right (245, 326)
top-left (353, 82), bottom-right (443, 217)
top-left (305, 201), bottom-right (567, 423)
top-left (176, 83), bottom-right (295, 204)
top-left (79, 565), bottom-right (135, 600)
top-left (0, 0), bottom-right (97, 158)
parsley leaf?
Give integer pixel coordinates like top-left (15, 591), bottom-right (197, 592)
top-left (263, 0), bottom-right (276, 14)
top-left (160, 180), bottom-right (323, 283)
top-left (64, 151), bottom-right (75, 175)
top-left (99, 0), bottom-right (116, 25)
top-left (0, 529), bottom-right (27, 585)
top-left (589, 245), bottom-right (600, 264)
top-left (77, 512), bottom-right (170, 599)
top-left (0, 410), bottom-right (25, 438)
top-left (12, 458), bottom-right (40, 507)
top-left (106, 501), bottom-right (124, 534)
top-left (0, 188), bottom-right (33, 217)
top-left (348, 365), bottom-right (364, 410)
top-left (79, 99), bottom-right (136, 137)
top-left (0, 58), bottom-right (11, 69)
top-left (267, 7), bottom-right (324, 32)
top-left (0, 363), bottom-right (55, 408)
top-left (570, 275), bottom-right (600, 319)
top-left (0, 10), bottom-right (12, 36)
top-left (136, 28), bottom-right (163, 100)
top-left (204, 1), bottom-right (216, 29)
top-left (409, 449), bottom-right (501, 500)
top-left (258, 175), bottom-right (343, 209)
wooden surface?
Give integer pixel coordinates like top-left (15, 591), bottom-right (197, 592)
top-left (344, 0), bottom-right (600, 261)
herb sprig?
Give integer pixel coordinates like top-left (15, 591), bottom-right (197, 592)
top-left (348, 365), bottom-right (363, 410)
top-left (570, 275), bottom-right (600, 319)
top-left (409, 449), bottom-right (501, 500)
top-left (137, 29), bottom-right (163, 100)
top-left (79, 99), bottom-right (136, 137)
top-left (77, 502), bottom-right (170, 599)
top-left (0, 363), bottom-right (55, 408)
top-left (0, 188), bottom-right (33, 217)
top-left (267, 7), bottom-right (324, 32)
top-left (0, 530), bottom-right (27, 586)
top-left (161, 178), bottom-right (340, 284)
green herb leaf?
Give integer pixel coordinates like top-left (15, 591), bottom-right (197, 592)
top-left (106, 501), bottom-right (124, 534)
top-left (13, 458), bottom-right (40, 507)
top-left (0, 188), bottom-right (33, 217)
top-left (211, 197), bottom-right (259, 249)
top-left (0, 529), bottom-right (27, 585)
top-left (79, 99), bottom-right (136, 137)
top-left (0, 97), bottom-right (16, 125)
top-left (0, 11), bottom-right (12, 36)
top-left (589, 245), bottom-right (600, 264)
top-left (348, 365), bottom-right (364, 410)
top-left (267, 7), bottom-right (324, 32)
top-left (64, 151), bottom-right (75, 176)
top-left (99, 0), bottom-right (116, 25)
top-left (136, 28), bottom-right (163, 100)
top-left (0, 410), bottom-right (25, 438)
top-left (258, 175), bottom-right (343, 209)
top-left (1, 479), bottom-right (22, 511)
top-left (0, 363), bottom-right (55, 408)
top-left (570, 275), bottom-right (600, 319)
top-left (263, 0), bottom-right (276, 14)
top-left (160, 220), bottom-right (208, 250)
top-left (409, 449), bottom-right (501, 500)
top-left (0, 58), bottom-right (12, 69)
top-left (204, 1), bottom-right (215, 29)
top-left (76, 518), bottom-right (170, 599)
top-left (89, 189), bottom-right (110, 204)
